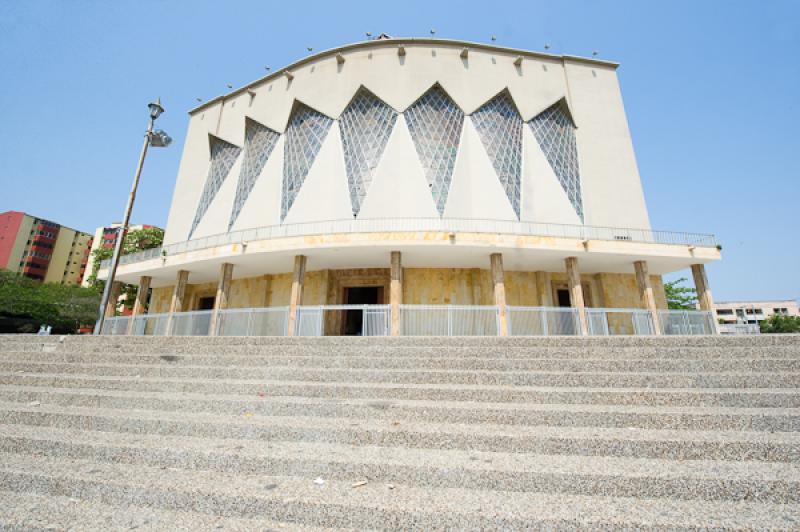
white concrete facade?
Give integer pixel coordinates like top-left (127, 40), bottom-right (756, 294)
top-left (164, 39), bottom-right (651, 245)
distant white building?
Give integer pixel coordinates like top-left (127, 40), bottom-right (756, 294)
top-left (715, 300), bottom-right (799, 334)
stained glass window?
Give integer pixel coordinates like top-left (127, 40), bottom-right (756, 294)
top-left (189, 136), bottom-right (241, 239)
top-left (281, 103), bottom-right (333, 221)
top-left (471, 91), bottom-right (523, 218)
top-left (529, 101), bottom-right (584, 220)
top-left (339, 88), bottom-right (398, 217)
top-left (405, 85), bottom-right (464, 215)
top-left (228, 119), bottom-right (280, 230)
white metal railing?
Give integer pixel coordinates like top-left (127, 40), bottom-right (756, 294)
top-left (507, 307), bottom-right (581, 336)
top-left (102, 217), bottom-right (717, 269)
top-left (400, 305), bottom-right (499, 336)
top-left (131, 313), bottom-right (169, 336)
top-left (295, 305), bottom-right (391, 337)
top-left (659, 310), bottom-right (716, 335)
top-left (217, 307), bottom-right (289, 336)
top-left (100, 316), bottom-right (132, 335)
top-left (170, 310), bottom-right (213, 336)
top-left (586, 308), bottom-right (656, 336)
top-left (718, 323), bottom-right (761, 335)
top-left (99, 306), bottom-right (719, 336)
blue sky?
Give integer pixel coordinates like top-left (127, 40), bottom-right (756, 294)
top-left (0, 0), bottom-right (797, 301)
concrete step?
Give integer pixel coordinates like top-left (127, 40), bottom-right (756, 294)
top-left (4, 352), bottom-right (800, 371)
top-left (0, 489), bottom-right (344, 531)
top-left (4, 373), bottom-right (799, 407)
top-left (4, 403), bottom-right (798, 462)
top-left (2, 424), bottom-right (799, 503)
top-left (3, 343), bottom-right (800, 358)
top-left (1, 388), bottom-right (797, 431)
top-left (3, 362), bottom-right (799, 388)
top-left (1, 452), bottom-right (798, 530)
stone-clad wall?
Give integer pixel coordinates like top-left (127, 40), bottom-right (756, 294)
top-left (147, 268), bottom-right (667, 312)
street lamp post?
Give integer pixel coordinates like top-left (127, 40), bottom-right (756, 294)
top-left (93, 99), bottom-right (172, 335)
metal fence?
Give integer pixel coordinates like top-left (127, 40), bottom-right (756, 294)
top-left (659, 310), bottom-right (716, 335)
top-left (586, 308), bottom-right (656, 336)
top-left (103, 217), bottom-right (717, 269)
top-left (718, 323), bottom-right (761, 335)
top-left (507, 307), bottom-right (580, 336)
top-left (400, 305), bottom-right (499, 336)
top-left (101, 306), bottom-right (718, 337)
top-left (217, 307), bottom-right (289, 336)
top-left (295, 305), bottom-right (391, 337)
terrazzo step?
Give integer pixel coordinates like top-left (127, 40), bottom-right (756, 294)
top-left (2, 424), bottom-right (799, 503)
top-left (4, 352), bottom-right (800, 371)
top-left (1, 453), bottom-right (798, 530)
top-left (4, 343), bottom-right (800, 359)
top-left (4, 373), bottom-right (799, 407)
top-left (3, 403), bottom-right (799, 462)
top-left (3, 362), bottom-right (800, 388)
top-left (0, 489), bottom-right (345, 532)
top-left (1, 388), bottom-right (798, 431)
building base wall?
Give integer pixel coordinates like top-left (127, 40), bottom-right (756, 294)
top-left (148, 268), bottom-right (667, 313)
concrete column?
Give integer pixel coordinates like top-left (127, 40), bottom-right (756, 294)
top-left (565, 257), bottom-right (588, 335)
top-left (634, 260), bottom-right (662, 335)
top-left (209, 263), bottom-right (234, 336)
top-left (127, 276), bottom-right (151, 335)
top-left (390, 251), bottom-right (402, 336)
top-left (535, 271), bottom-right (553, 307)
top-left (692, 264), bottom-right (714, 312)
top-left (490, 253), bottom-right (508, 336)
top-left (166, 270), bottom-right (189, 335)
top-left (104, 281), bottom-right (122, 319)
top-left (286, 255), bottom-right (307, 336)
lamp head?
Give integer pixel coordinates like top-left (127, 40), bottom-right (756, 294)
top-left (148, 98), bottom-right (165, 120)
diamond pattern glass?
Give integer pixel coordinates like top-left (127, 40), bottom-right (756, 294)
top-left (471, 91), bottom-right (523, 218)
top-left (228, 119), bottom-right (280, 230)
top-left (529, 101), bottom-right (584, 220)
top-left (405, 86), bottom-right (464, 215)
top-left (281, 103), bottom-right (333, 221)
top-left (189, 136), bottom-right (241, 239)
top-left (339, 88), bottom-right (398, 216)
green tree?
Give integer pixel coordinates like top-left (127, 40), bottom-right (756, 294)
top-left (760, 314), bottom-right (800, 334)
top-left (0, 270), bottom-right (100, 333)
top-left (86, 227), bottom-right (164, 311)
top-left (664, 277), bottom-right (698, 310)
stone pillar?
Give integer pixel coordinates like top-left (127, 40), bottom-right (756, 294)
top-left (104, 281), bottom-right (122, 319)
top-left (634, 260), bottom-right (662, 335)
top-left (535, 271), bottom-right (553, 307)
top-left (490, 253), bottom-right (508, 336)
top-left (286, 255), bottom-right (307, 336)
top-left (209, 263), bottom-right (234, 336)
top-left (127, 276), bottom-right (151, 335)
top-left (166, 270), bottom-right (189, 335)
top-left (390, 251), bottom-right (402, 336)
top-left (691, 264), bottom-right (714, 311)
top-left (565, 257), bottom-right (588, 335)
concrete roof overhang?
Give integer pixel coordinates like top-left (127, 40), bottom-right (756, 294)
top-left (101, 230), bottom-right (721, 288)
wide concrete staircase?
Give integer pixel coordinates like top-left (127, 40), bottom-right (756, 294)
top-left (0, 334), bottom-right (799, 530)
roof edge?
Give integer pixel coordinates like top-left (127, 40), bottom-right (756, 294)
top-left (188, 38), bottom-right (619, 115)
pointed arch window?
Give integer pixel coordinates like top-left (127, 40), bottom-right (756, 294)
top-left (281, 103), bottom-right (333, 221)
top-left (470, 90), bottom-right (523, 218)
top-left (189, 136), bottom-right (241, 239)
top-left (529, 100), bottom-right (583, 220)
top-left (404, 85), bottom-right (464, 215)
top-left (339, 88), bottom-right (398, 216)
top-left (228, 119), bottom-right (280, 230)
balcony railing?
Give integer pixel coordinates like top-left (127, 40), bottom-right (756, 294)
top-left (101, 306), bottom-right (717, 336)
top-left (101, 218), bottom-right (717, 269)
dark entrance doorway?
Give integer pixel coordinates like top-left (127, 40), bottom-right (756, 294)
top-left (342, 286), bottom-right (382, 335)
top-left (197, 296), bottom-right (215, 310)
top-left (556, 289), bottom-right (571, 308)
